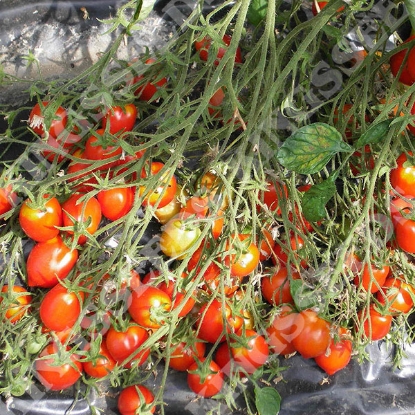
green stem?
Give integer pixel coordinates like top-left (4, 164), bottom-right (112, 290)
top-left (404, 0), bottom-right (415, 35)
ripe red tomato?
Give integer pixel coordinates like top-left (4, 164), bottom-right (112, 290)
top-left (259, 181), bottom-right (288, 215)
top-left (168, 340), bottom-right (206, 371)
top-left (230, 329), bottom-right (269, 374)
top-left (28, 101), bottom-right (67, 138)
top-left (271, 232), bottom-right (307, 268)
top-left (390, 197), bottom-right (415, 253)
top-left (376, 276), bottom-right (414, 314)
top-left (83, 129), bottom-right (123, 162)
top-left (97, 185), bottom-right (135, 221)
top-left (83, 342), bottom-right (116, 378)
top-left (139, 162), bottom-right (177, 209)
top-left (266, 305), bottom-right (299, 355)
top-left (311, 1), bottom-right (345, 15)
top-left (39, 284), bottom-right (84, 332)
top-left (35, 343), bottom-right (82, 391)
top-left (353, 262), bottom-right (390, 294)
top-left (391, 36), bottom-right (415, 86)
top-left (66, 150), bottom-right (100, 192)
top-left (187, 358), bottom-right (224, 398)
top-left (195, 298), bottom-right (243, 344)
top-left (128, 284), bottom-right (172, 329)
top-left (390, 152), bottom-right (415, 197)
top-left (105, 323), bottom-right (150, 368)
top-left (102, 103), bottom-right (138, 135)
top-left (194, 34), bottom-right (242, 65)
top-left (0, 285), bottom-right (32, 323)
top-left (19, 195), bottom-right (63, 242)
top-left (130, 58), bottom-right (168, 102)
top-left (291, 309), bottom-right (331, 359)
top-left (214, 342), bottom-right (234, 377)
top-left (223, 234), bottom-right (260, 278)
top-left (62, 193), bottom-right (102, 245)
top-left (41, 130), bottom-right (82, 163)
top-left (27, 236), bottom-right (79, 288)
top-left (208, 87), bottom-right (226, 118)
top-left (261, 267), bottom-right (301, 306)
top-left (314, 327), bottom-right (352, 375)
top-left (258, 228), bottom-right (276, 261)
top-left (0, 185), bottom-right (17, 217)
top-left (357, 305), bottom-right (392, 341)
top-left (118, 384), bottom-right (155, 415)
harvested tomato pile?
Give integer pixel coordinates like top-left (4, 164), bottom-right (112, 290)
top-left (2, 0), bottom-right (415, 414)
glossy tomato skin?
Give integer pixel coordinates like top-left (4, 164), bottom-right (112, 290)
top-left (128, 284), bottom-right (172, 329)
top-left (0, 185), bottom-right (17, 217)
top-left (259, 181), bottom-right (288, 215)
top-left (39, 284), bottom-right (83, 332)
top-left (105, 324), bottom-right (150, 368)
top-left (35, 343), bottom-right (82, 391)
top-left (291, 309), bottom-right (331, 359)
top-left (83, 129), bottom-right (123, 162)
top-left (28, 101), bottom-right (68, 138)
top-left (393, 36), bottom-right (415, 85)
top-left (266, 305), bottom-right (299, 355)
top-left (83, 342), bottom-right (116, 378)
top-left (353, 262), bottom-right (390, 294)
top-left (19, 195), bottom-right (63, 242)
top-left (314, 327), bottom-right (352, 376)
top-left (168, 340), bottom-right (206, 372)
top-left (157, 278), bottom-right (196, 318)
top-left (0, 285), bottom-right (32, 323)
top-left (272, 232), bottom-right (307, 268)
top-left (187, 359), bottom-right (224, 398)
top-left (97, 186), bottom-right (135, 221)
top-left (230, 329), bottom-right (269, 374)
top-left (376, 276), bottom-right (414, 314)
top-left (391, 197), bottom-right (415, 253)
top-left (358, 305), bottom-right (392, 341)
top-left (261, 267), bottom-right (300, 306)
top-left (118, 384), bottom-right (155, 415)
top-left (62, 193), bottom-right (102, 245)
top-left (41, 130), bottom-right (82, 163)
top-left (27, 236), bottom-right (79, 288)
top-left (196, 299), bottom-right (243, 344)
top-left (194, 34), bottom-right (242, 65)
top-left (66, 150), bottom-right (100, 192)
top-left (102, 103), bottom-right (138, 135)
top-left (390, 152), bottom-right (415, 197)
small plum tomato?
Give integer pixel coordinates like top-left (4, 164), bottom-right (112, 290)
top-left (230, 329), bottom-right (269, 374)
top-left (66, 150), bottom-right (100, 192)
top-left (271, 232), bottom-right (307, 268)
top-left (0, 185), bottom-right (17, 218)
top-left (168, 340), bottom-right (206, 372)
top-left (314, 327), bottom-right (353, 376)
top-left (118, 384), bottom-right (155, 415)
top-left (102, 103), bottom-right (138, 135)
top-left (83, 342), bottom-right (116, 379)
top-left (28, 101), bottom-right (67, 138)
top-left (105, 324), bottom-right (150, 368)
top-left (390, 197), bottom-right (415, 253)
top-left (0, 285), bottom-right (32, 323)
top-left (214, 342), bottom-right (234, 377)
top-left (41, 130), bottom-right (82, 164)
top-left (27, 236), bottom-right (79, 288)
top-left (353, 262), bottom-right (390, 294)
top-left (187, 358), bottom-right (224, 398)
top-left (39, 284), bottom-right (84, 332)
top-left (261, 267), bottom-right (301, 306)
top-left (128, 284), bottom-right (172, 329)
top-left (194, 34), bottom-right (242, 66)
top-left (392, 36), bottom-right (415, 86)
top-left (19, 195), bottom-right (63, 242)
top-left (357, 305), bottom-right (392, 341)
top-left (83, 129), bottom-right (123, 163)
top-left (390, 152), bottom-right (415, 197)
top-left (266, 305), bottom-right (299, 355)
top-left (376, 276), bottom-right (414, 315)
top-left (153, 185), bottom-right (186, 225)
top-left (208, 87), bottom-right (226, 118)
top-left (258, 228), bottom-right (276, 261)
top-left (62, 193), bottom-right (102, 245)
top-left (35, 343), bottom-right (82, 391)
top-left (259, 181), bottom-right (288, 215)
top-left (138, 161), bottom-right (177, 209)
top-left (97, 185), bottom-right (135, 221)
top-left (196, 298), bottom-right (243, 344)
top-left (291, 309), bottom-right (331, 359)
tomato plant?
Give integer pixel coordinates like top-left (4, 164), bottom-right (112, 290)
top-left (39, 284), bottom-right (84, 332)
top-left (19, 195), bottom-right (63, 242)
top-left (28, 101), bottom-right (67, 138)
top-left (102, 103), bottom-right (138, 135)
top-left (26, 235), bottom-right (79, 288)
top-left (62, 193), bottom-right (102, 245)
top-left (194, 34), bottom-right (242, 65)
top-left (187, 358), bottom-right (224, 398)
top-left (0, 285), bottom-right (32, 323)
top-left (35, 343), bottom-right (82, 391)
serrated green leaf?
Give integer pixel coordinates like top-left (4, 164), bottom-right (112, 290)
top-left (290, 279), bottom-right (320, 310)
top-left (247, 0), bottom-right (268, 26)
top-left (302, 176), bottom-right (337, 222)
top-left (277, 123), bottom-right (352, 174)
top-left (255, 386), bottom-right (281, 415)
top-left (355, 119), bottom-right (391, 149)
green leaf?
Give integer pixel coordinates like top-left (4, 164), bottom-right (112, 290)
top-left (277, 123), bottom-right (352, 174)
top-left (247, 0), bottom-right (268, 26)
top-left (302, 176), bottom-right (337, 222)
top-left (290, 279), bottom-right (320, 310)
top-left (355, 119), bottom-right (391, 149)
top-left (255, 386), bottom-right (281, 415)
